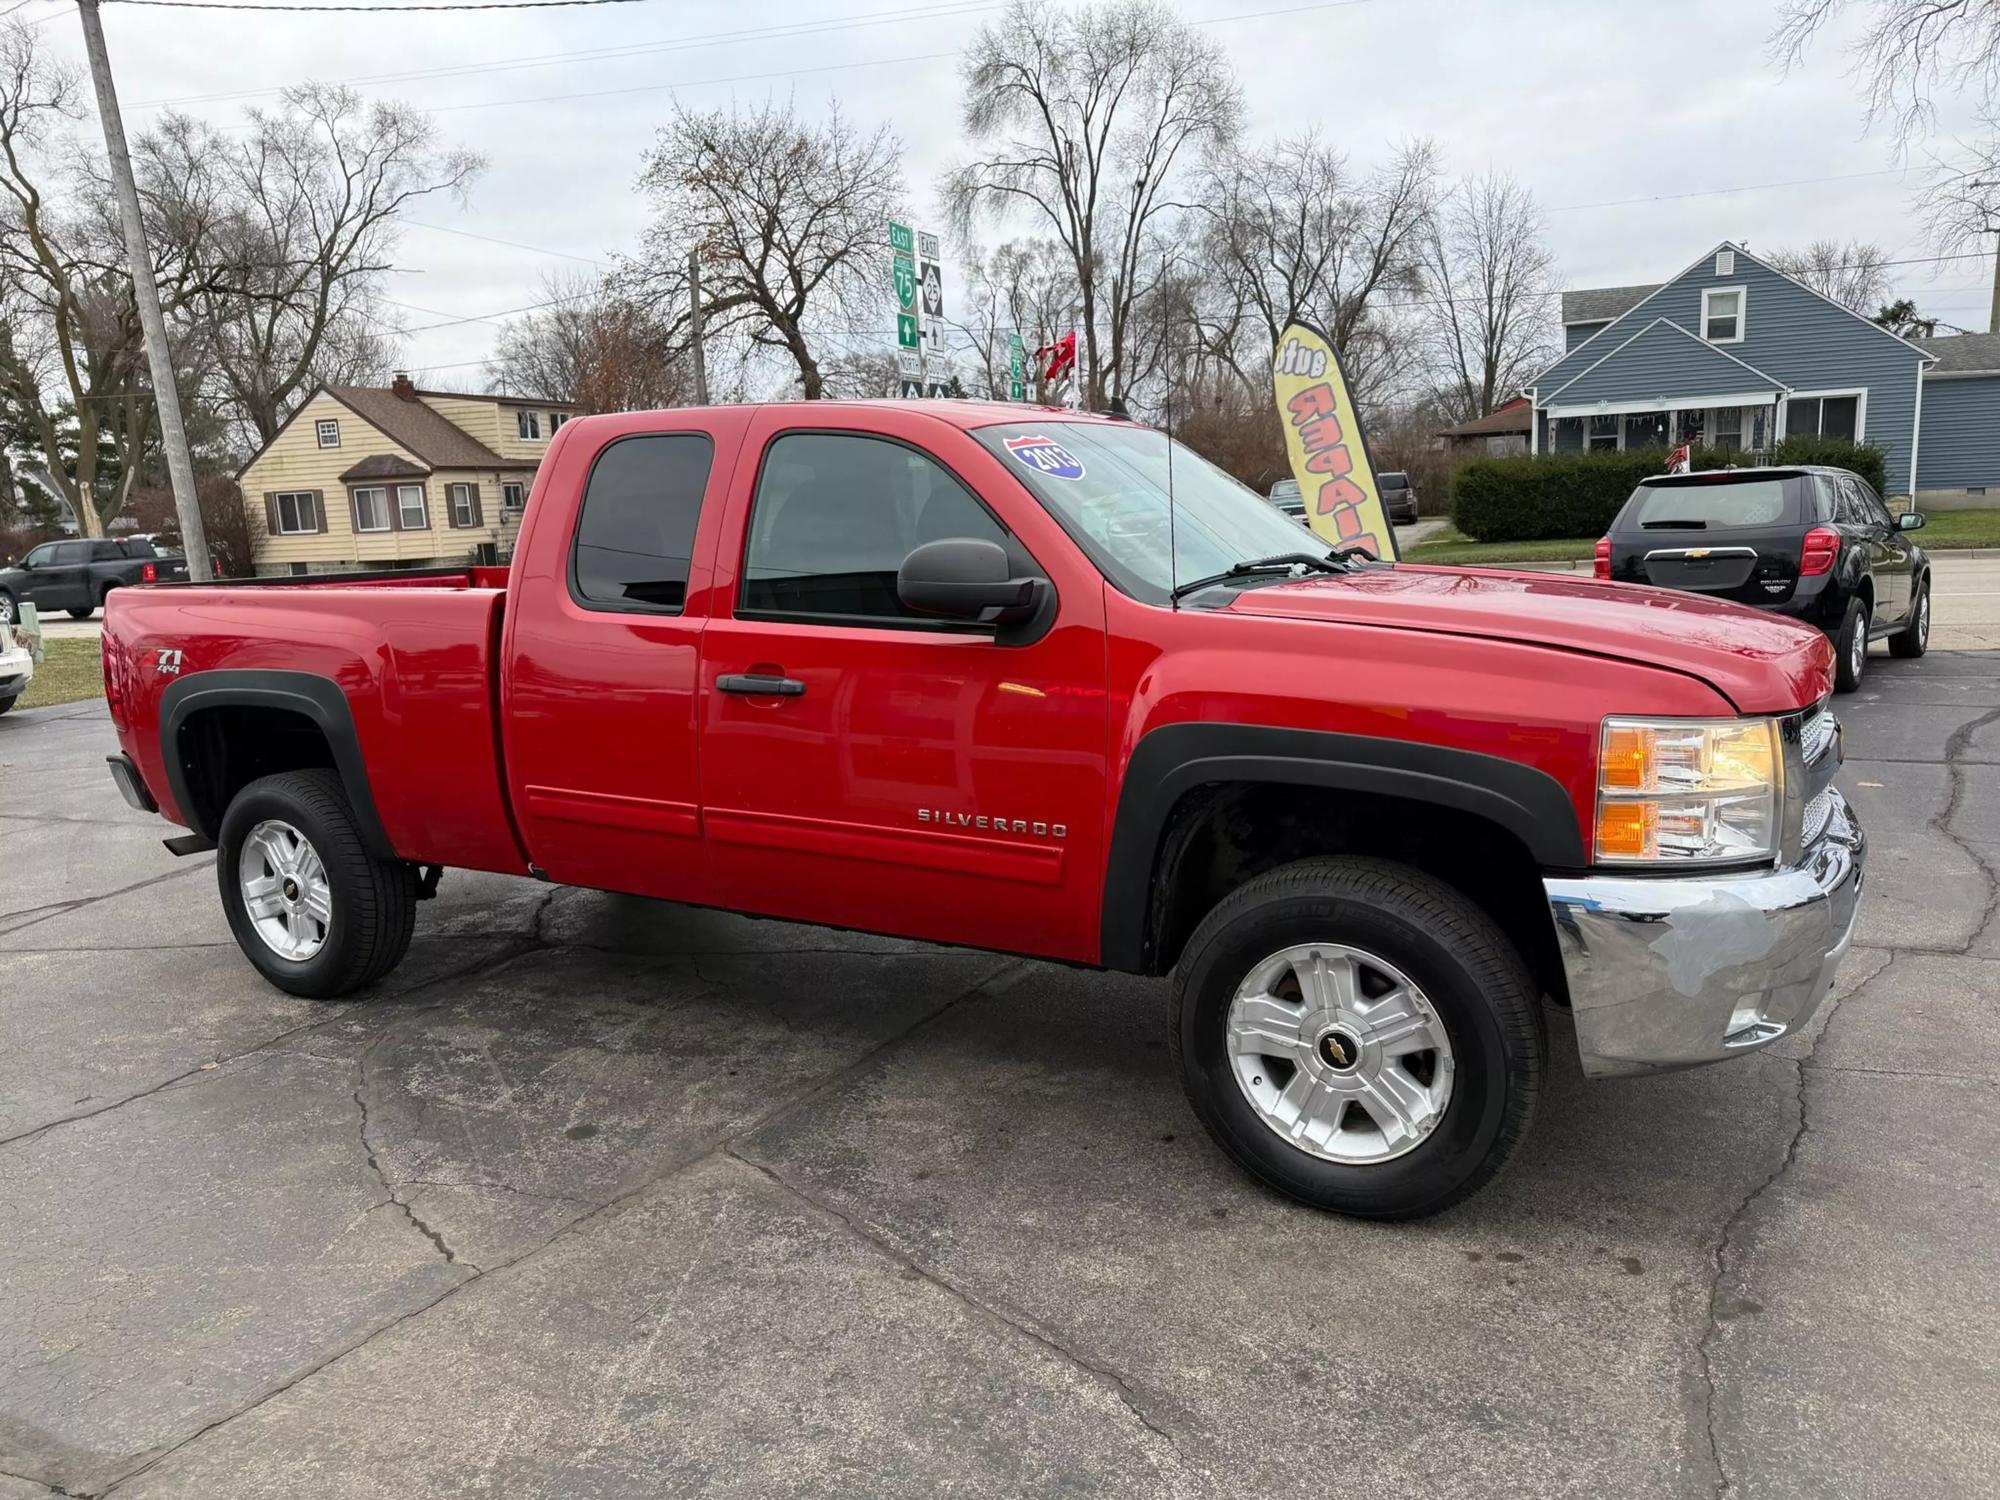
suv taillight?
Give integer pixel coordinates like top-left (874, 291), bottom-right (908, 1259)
top-left (1800, 527), bottom-right (1839, 577)
top-left (1593, 537), bottom-right (1612, 580)
top-left (141, 562), bottom-right (157, 583)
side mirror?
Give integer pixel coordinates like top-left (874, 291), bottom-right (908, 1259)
top-left (1896, 511), bottom-right (1925, 531)
top-left (897, 537), bottom-right (1039, 623)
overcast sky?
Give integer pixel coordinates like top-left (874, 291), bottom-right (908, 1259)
top-left (14, 0), bottom-right (1995, 385)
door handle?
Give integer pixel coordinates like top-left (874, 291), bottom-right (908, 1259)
top-left (716, 673), bottom-right (805, 697)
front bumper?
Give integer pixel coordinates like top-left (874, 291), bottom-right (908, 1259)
top-left (0, 647), bottom-right (31, 699)
top-left (1544, 789), bottom-right (1865, 1077)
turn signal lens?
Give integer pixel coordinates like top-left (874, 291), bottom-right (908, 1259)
top-left (1593, 536), bottom-right (1612, 580)
top-left (1596, 717), bottom-right (1781, 864)
top-left (1800, 526), bottom-right (1839, 577)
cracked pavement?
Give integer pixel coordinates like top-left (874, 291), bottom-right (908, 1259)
top-left (2, 654), bottom-right (1996, 1498)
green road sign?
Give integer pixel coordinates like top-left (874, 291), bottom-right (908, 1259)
top-left (897, 313), bottom-right (919, 349)
top-left (1009, 379), bottom-right (1025, 401)
top-left (889, 221), bottom-right (913, 254)
top-left (892, 252), bottom-right (916, 311)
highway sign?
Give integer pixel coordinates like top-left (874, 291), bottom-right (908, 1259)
top-left (918, 231), bottom-right (940, 261)
top-left (888, 221), bottom-right (913, 254)
top-left (896, 348), bottom-right (921, 379)
top-left (897, 313), bottom-right (919, 349)
top-left (919, 261), bottom-right (943, 318)
top-left (893, 253), bottom-right (917, 312)
top-left (898, 378), bottom-right (923, 399)
top-left (923, 315), bottom-right (945, 348)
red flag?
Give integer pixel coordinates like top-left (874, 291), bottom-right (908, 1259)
top-left (1666, 443), bottom-right (1691, 474)
top-left (1035, 331), bottom-right (1076, 382)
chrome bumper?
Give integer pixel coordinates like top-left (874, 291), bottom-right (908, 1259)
top-left (1544, 789), bottom-right (1865, 1078)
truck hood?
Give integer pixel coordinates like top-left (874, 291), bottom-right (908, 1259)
top-left (1220, 565), bottom-right (1831, 713)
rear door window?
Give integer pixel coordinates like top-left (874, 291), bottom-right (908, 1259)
top-left (570, 433), bottom-right (715, 613)
top-left (1629, 478), bottom-right (1799, 530)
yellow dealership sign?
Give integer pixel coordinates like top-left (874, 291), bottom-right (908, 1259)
top-left (1272, 320), bottom-right (1398, 561)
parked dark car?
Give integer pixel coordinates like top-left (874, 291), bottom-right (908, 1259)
top-left (0, 537), bottom-right (190, 624)
top-left (1596, 466), bottom-right (1928, 692)
top-left (1379, 471), bottom-right (1419, 524)
top-left (1267, 477), bottom-right (1306, 520)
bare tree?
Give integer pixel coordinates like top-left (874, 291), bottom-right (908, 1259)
top-left (1418, 171), bottom-right (1558, 422)
top-left (137, 86), bottom-right (481, 445)
top-left (944, 0), bottom-right (1241, 409)
top-left (1771, 3), bottom-right (2000, 330)
top-left (630, 97), bottom-right (902, 401)
top-left (950, 238), bottom-right (1077, 399)
top-left (488, 269), bottom-right (687, 412)
top-left (1769, 238), bottom-right (1893, 311)
top-left (1196, 133), bottom-right (1440, 403)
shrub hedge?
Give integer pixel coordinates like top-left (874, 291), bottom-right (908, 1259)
top-left (1450, 438), bottom-right (1889, 542)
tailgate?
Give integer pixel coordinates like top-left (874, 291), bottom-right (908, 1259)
top-left (1610, 473), bottom-right (1811, 606)
top-left (1629, 525), bottom-right (1802, 605)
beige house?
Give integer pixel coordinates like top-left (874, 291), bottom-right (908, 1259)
top-left (237, 376), bottom-right (577, 575)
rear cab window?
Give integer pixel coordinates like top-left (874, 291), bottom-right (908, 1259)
top-left (570, 432), bottom-right (716, 613)
top-left (1621, 475), bottom-right (1805, 532)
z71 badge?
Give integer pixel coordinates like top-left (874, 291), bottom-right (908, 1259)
top-left (155, 648), bottom-right (184, 676)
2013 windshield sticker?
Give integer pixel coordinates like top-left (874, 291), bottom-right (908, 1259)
top-left (1005, 434), bottom-right (1085, 480)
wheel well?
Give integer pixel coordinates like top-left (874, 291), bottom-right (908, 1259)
top-left (1852, 574), bottom-right (1874, 612)
top-left (1141, 782), bottom-right (1567, 1004)
top-left (175, 705), bottom-right (338, 839)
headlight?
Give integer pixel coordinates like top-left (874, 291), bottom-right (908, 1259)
top-left (1596, 716), bottom-right (1780, 864)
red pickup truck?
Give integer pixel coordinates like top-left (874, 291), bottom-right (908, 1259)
top-left (101, 401), bottom-right (1864, 1218)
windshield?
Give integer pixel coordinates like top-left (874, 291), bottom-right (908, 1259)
top-left (972, 421), bottom-right (1323, 601)
top-left (1627, 476), bottom-right (1802, 530)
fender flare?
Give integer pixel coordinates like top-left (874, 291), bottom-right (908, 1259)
top-left (158, 669), bottom-right (394, 858)
top-left (1098, 723), bottom-right (1588, 973)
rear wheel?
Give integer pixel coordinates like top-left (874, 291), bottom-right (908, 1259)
top-left (217, 768), bottom-right (416, 998)
top-left (0, 592), bottom-right (15, 625)
top-left (66, 607), bottom-right (95, 620)
top-left (1889, 578), bottom-right (1930, 659)
top-left (1833, 597), bottom-right (1869, 693)
top-left (0, 695), bottom-right (16, 715)
top-left (1171, 857), bottom-right (1544, 1219)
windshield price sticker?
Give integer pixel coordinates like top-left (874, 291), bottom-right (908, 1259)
top-left (1004, 434), bottom-right (1085, 480)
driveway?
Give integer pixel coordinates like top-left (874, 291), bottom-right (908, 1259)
top-left (1, 656), bottom-right (1995, 1498)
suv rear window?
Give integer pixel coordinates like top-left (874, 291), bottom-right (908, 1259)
top-left (1379, 473), bottom-right (1410, 490)
top-left (1625, 477), bottom-right (1802, 531)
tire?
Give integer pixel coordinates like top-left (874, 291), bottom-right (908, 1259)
top-left (0, 592), bottom-right (16, 626)
top-left (216, 768), bottom-right (416, 999)
top-left (0, 696), bottom-right (15, 716)
top-left (1171, 856), bottom-right (1545, 1220)
top-left (66, 606), bottom-right (95, 620)
top-left (1888, 578), bottom-right (1929, 659)
top-left (1833, 596), bottom-right (1869, 693)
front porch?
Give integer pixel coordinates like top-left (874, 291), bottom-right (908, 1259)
top-left (1546, 399), bottom-right (1781, 456)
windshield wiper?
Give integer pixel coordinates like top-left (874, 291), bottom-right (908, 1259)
top-left (1170, 552), bottom-right (1347, 601)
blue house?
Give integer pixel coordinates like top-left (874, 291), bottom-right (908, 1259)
top-left (1528, 241), bottom-right (2000, 502)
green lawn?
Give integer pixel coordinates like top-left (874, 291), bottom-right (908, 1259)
top-left (1405, 508), bottom-right (2000, 567)
top-left (13, 638), bottom-right (104, 710)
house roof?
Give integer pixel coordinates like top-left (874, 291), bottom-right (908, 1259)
top-left (325, 385), bottom-right (539, 472)
top-left (1546, 316), bottom-right (1790, 407)
top-left (339, 453), bottom-right (431, 483)
top-left (411, 386), bottom-right (578, 408)
top-left (1437, 405), bottom-right (1533, 437)
top-left (1913, 331), bottom-right (2000, 375)
top-left (1561, 284), bottom-right (1661, 325)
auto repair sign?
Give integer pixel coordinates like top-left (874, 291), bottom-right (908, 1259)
top-left (1272, 319), bottom-right (1398, 561)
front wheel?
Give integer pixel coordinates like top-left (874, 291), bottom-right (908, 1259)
top-left (66, 606), bottom-right (95, 621)
top-left (0, 695), bottom-right (16, 716)
top-left (0, 592), bottom-right (16, 626)
top-left (1833, 597), bottom-right (1869, 693)
top-left (217, 768), bottom-right (416, 998)
top-left (1888, 579), bottom-right (1930, 658)
top-left (1171, 857), bottom-right (1545, 1219)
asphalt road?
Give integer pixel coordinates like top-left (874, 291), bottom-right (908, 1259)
top-left (1, 653), bottom-right (1996, 1498)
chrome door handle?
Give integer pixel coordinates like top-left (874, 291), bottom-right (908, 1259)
top-left (716, 673), bottom-right (805, 697)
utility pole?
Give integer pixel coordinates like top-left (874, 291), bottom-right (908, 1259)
top-left (687, 247), bottom-right (709, 406)
top-left (77, 0), bottom-right (209, 575)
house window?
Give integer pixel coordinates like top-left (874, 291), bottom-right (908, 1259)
top-left (1715, 250), bottom-right (1735, 276)
top-left (1623, 413), bottom-right (1668, 449)
top-left (448, 482), bottom-right (477, 527)
top-left (397, 484), bottom-right (429, 529)
top-left (550, 412), bottom-right (567, 432)
top-left (1588, 414), bottom-right (1620, 451)
top-left (315, 419), bottom-right (340, 449)
top-left (352, 487), bottom-right (391, 532)
top-left (274, 491), bottom-right (319, 534)
top-left (290, 563), bottom-right (310, 577)
top-left (516, 410), bottom-right (542, 440)
top-left (502, 481), bottom-right (526, 511)
top-left (1785, 393), bottom-right (1863, 442)
top-left (1702, 287), bottom-right (1745, 344)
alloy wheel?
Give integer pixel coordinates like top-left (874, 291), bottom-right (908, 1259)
top-left (1225, 943), bottom-right (1456, 1165)
top-left (238, 819), bottom-right (333, 961)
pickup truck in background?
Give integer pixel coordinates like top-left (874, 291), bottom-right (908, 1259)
top-left (0, 537), bottom-right (191, 624)
top-left (101, 401), bottom-right (1865, 1219)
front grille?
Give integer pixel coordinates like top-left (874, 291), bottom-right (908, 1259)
top-left (1800, 700), bottom-right (1837, 770)
top-left (1802, 787), bottom-right (1836, 847)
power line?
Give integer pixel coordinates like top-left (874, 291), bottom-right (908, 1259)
top-left (404, 219), bottom-right (610, 267)
top-left (1547, 168), bottom-right (1916, 213)
top-left (107, 0), bottom-right (673, 12)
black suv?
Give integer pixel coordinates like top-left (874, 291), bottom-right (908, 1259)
top-left (0, 537), bottom-right (191, 624)
top-left (1597, 466), bottom-right (1928, 692)
top-left (1378, 471), bottom-right (1419, 524)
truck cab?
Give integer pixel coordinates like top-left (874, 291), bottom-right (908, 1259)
top-left (101, 401), bottom-right (1865, 1219)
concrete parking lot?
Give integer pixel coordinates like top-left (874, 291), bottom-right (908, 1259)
top-left (2, 649), bottom-right (1996, 1498)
